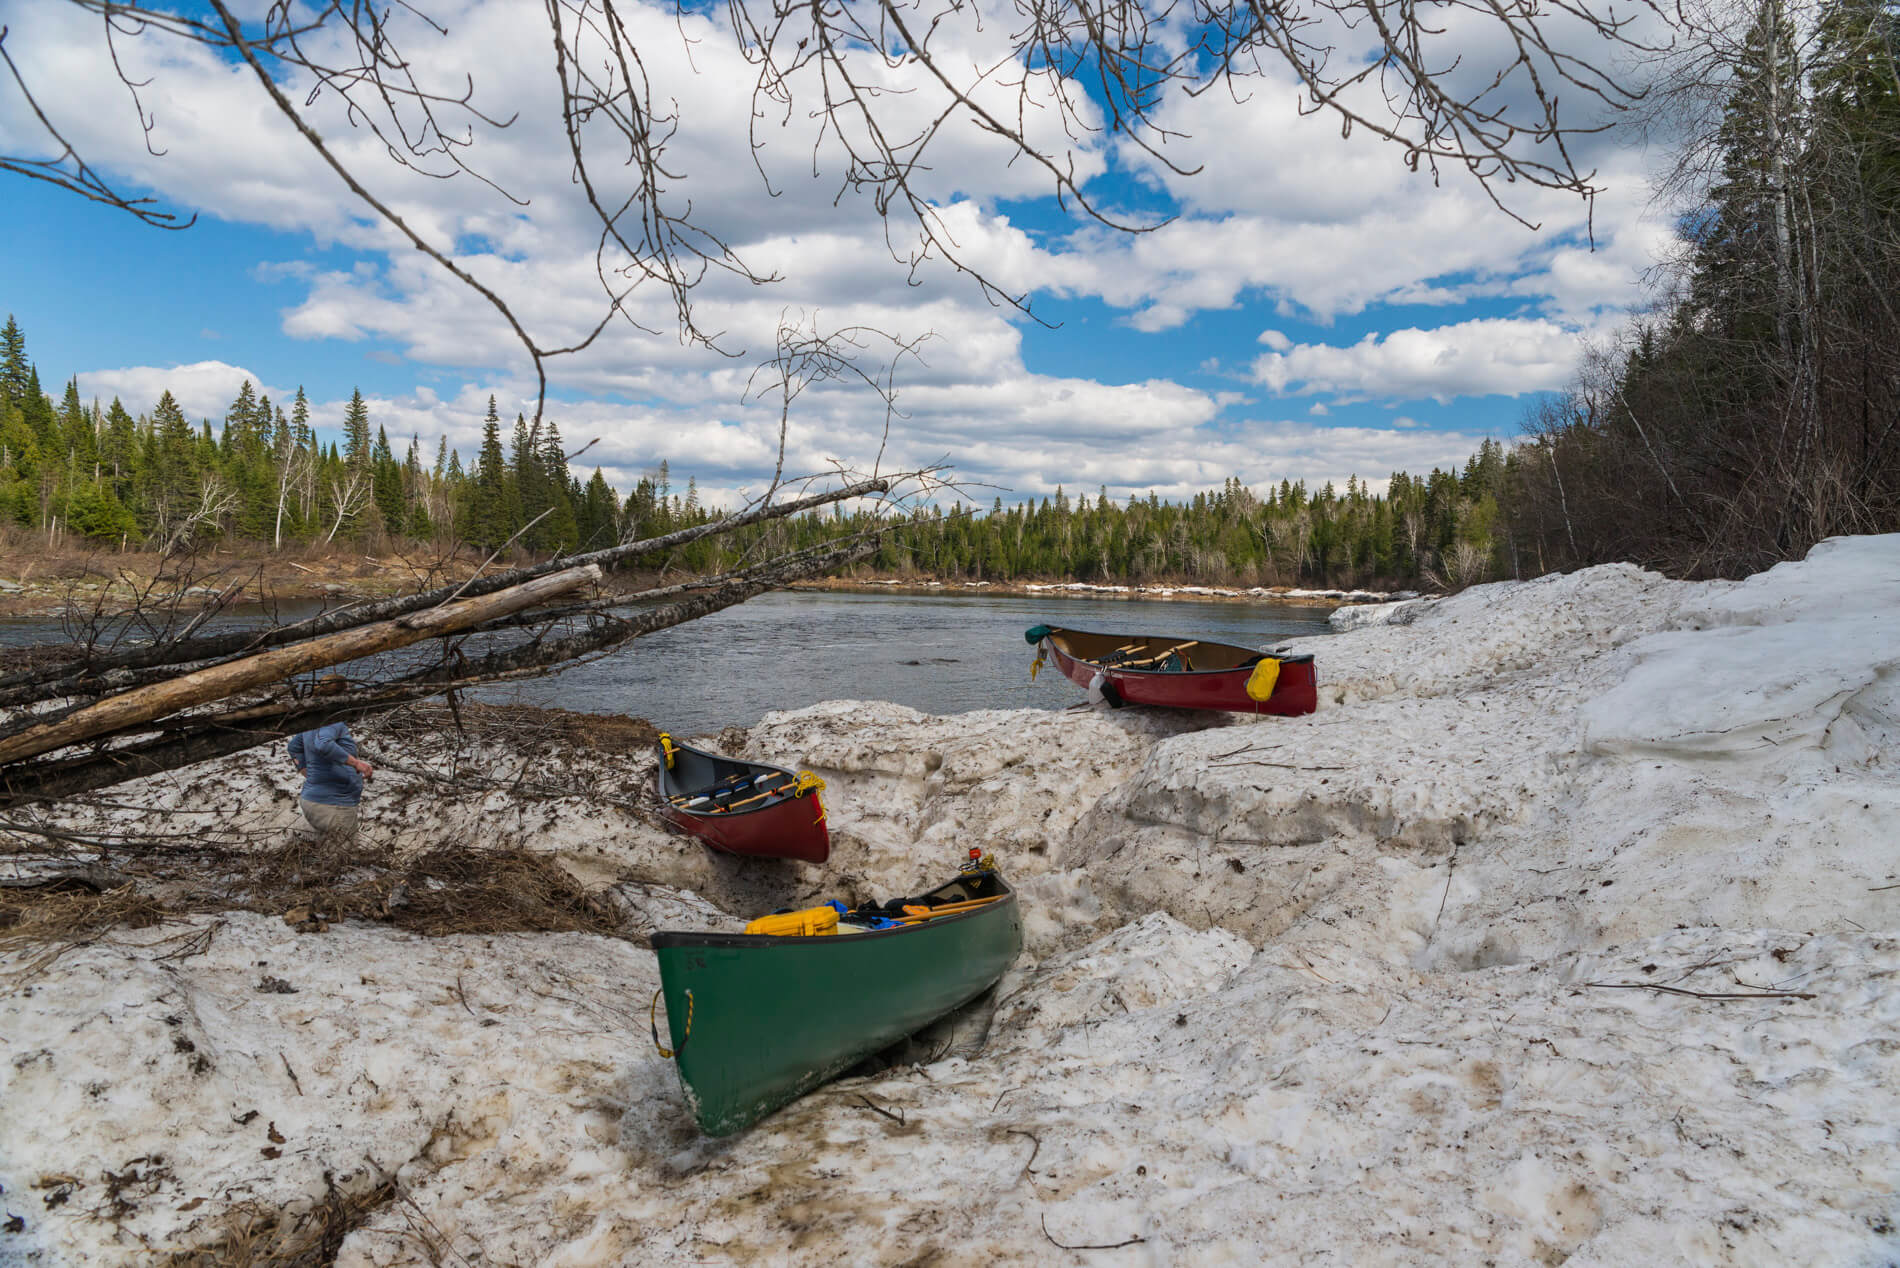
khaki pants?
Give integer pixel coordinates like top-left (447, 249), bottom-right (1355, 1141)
top-left (296, 799), bottom-right (360, 846)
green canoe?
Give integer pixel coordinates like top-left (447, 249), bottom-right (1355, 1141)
top-left (652, 864), bottom-right (1023, 1136)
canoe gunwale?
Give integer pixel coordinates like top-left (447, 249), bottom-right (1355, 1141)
top-left (653, 882), bottom-right (1017, 952)
top-left (656, 736), bottom-right (807, 821)
top-left (1042, 625), bottom-right (1312, 678)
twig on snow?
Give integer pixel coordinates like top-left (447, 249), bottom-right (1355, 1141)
top-left (1040, 1214), bottom-right (1145, 1251)
top-left (1581, 982), bottom-right (1815, 1001)
top-left (855, 1094), bottom-right (905, 1125)
top-left (1006, 1129), bottom-right (1041, 1181)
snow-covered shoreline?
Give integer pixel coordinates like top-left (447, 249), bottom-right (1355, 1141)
top-left (3, 537), bottom-right (1897, 1264)
top-left (792, 576), bottom-right (1416, 605)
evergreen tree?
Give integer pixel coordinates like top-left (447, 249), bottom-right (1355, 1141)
top-left (372, 424), bottom-right (403, 530)
top-left (467, 398), bottom-right (510, 549)
top-left (579, 468), bottom-right (618, 547)
top-left (20, 367), bottom-right (56, 451)
top-left (144, 390), bottom-right (199, 534)
top-left (538, 420), bottom-right (579, 551)
top-left (342, 388), bottom-right (372, 469)
top-left (510, 412), bottom-right (543, 541)
top-left (0, 315), bottom-right (27, 409)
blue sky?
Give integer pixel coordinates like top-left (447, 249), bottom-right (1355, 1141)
top-left (1, 0), bottom-right (1671, 505)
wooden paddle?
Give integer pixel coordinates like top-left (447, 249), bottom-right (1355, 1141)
top-left (718, 775), bottom-right (796, 812)
top-left (1108, 640), bottom-right (1199, 669)
top-left (895, 894), bottom-right (1006, 923)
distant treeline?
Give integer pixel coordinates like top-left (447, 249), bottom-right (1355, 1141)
top-left (0, 311), bottom-right (1522, 589)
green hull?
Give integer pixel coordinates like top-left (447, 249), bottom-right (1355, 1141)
top-left (653, 871), bottom-right (1023, 1136)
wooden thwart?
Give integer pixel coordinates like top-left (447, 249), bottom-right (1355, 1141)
top-left (672, 773), bottom-right (795, 813)
top-left (721, 777), bottom-right (795, 811)
top-left (1107, 641), bottom-right (1199, 670)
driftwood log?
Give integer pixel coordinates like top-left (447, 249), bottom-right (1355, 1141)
top-left (0, 477), bottom-right (891, 708)
top-left (0, 564), bottom-right (601, 767)
top-left (0, 535), bottom-right (878, 806)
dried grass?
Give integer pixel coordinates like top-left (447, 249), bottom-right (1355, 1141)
top-left (0, 881), bottom-right (176, 977)
top-left (166, 1168), bottom-right (423, 1268)
top-left (0, 841), bottom-right (626, 982)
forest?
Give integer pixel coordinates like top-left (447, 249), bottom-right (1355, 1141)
top-left (4, 0), bottom-right (1897, 592)
top-left (0, 311), bottom-right (1510, 592)
top-left (1508, 0), bottom-right (1900, 579)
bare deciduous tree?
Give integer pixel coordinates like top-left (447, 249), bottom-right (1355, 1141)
top-left (156, 474), bottom-right (239, 555)
top-left (272, 431), bottom-right (311, 552)
top-left (322, 467), bottom-right (371, 545)
top-left (4, 0), bottom-right (1661, 427)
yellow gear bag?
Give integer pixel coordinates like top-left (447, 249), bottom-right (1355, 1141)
top-left (745, 906), bottom-right (840, 937)
top-left (1244, 658), bottom-right (1281, 702)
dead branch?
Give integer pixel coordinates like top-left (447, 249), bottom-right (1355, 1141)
top-left (0, 476), bottom-right (893, 707)
top-left (855, 1094), bottom-right (906, 1125)
top-left (0, 566), bottom-right (602, 765)
top-left (0, 537), bottom-right (873, 806)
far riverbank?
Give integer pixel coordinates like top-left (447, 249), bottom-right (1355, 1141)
top-left (791, 575), bottom-right (1420, 605)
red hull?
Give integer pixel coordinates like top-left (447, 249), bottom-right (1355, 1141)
top-left (655, 735), bottom-right (831, 863)
top-left (661, 794), bottom-right (831, 863)
top-left (1049, 642), bottom-right (1317, 715)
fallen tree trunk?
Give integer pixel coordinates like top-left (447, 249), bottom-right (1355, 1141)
top-left (0, 564), bottom-right (601, 767)
top-left (0, 537), bottom-right (876, 807)
top-left (0, 477), bottom-right (890, 706)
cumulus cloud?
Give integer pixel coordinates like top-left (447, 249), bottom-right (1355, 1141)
top-left (1250, 318), bottom-right (1584, 403)
top-left (76, 363), bottom-right (285, 425)
top-left (11, 0), bottom-right (1666, 504)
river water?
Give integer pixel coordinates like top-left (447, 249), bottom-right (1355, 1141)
top-left (490, 590), bottom-right (1334, 734)
top-left (0, 590), bottom-right (1335, 736)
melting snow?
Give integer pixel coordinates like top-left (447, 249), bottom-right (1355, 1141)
top-left (4, 536), bottom-right (1899, 1263)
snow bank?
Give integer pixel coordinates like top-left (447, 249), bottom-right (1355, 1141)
top-left (4, 536), bottom-right (1899, 1264)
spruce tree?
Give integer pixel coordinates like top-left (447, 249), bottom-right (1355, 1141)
top-left (0, 316), bottom-right (28, 410)
top-left (538, 420), bottom-right (579, 551)
top-left (146, 390), bottom-right (199, 533)
top-left (372, 424), bottom-right (403, 530)
top-left (468, 403), bottom-right (510, 549)
top-left (343, 389), bottom-right (372, 469)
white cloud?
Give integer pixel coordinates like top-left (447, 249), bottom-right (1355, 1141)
top-left (77, 362), bottom-right (281, 425)
top-left (1251, 318), bottom-right (1584, 403)
top-left (11, 0), bottom-right (1670, 506)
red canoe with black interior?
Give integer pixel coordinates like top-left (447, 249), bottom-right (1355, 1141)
top-left (1026, 625), bottom-right (1317, 715)
top-left (655, 733), bottom-right (830, 863)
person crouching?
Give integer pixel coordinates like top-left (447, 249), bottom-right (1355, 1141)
top-left (288, 720), bottom-right (374, 847)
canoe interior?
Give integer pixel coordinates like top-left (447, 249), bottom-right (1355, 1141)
top-left (653, 869), bottom-right (1023, 1136)
top-left (1046, 627), bottom-right (1310, 673)
top-left (657, 737), bottom-right (800, 816)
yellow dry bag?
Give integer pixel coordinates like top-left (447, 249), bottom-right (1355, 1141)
top-left (1244, 658), bottom-right (1281, 702)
